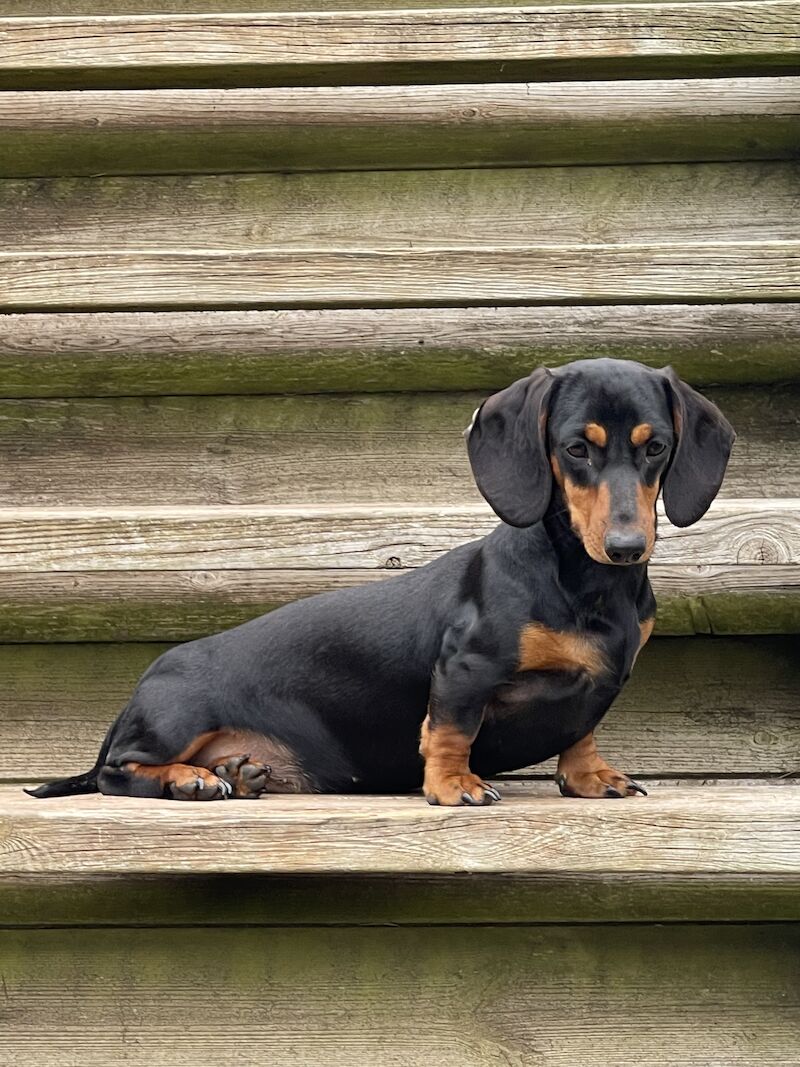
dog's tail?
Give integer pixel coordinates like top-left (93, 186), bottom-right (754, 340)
top-left (24, 767), bottom-right (100, 799)
top-left (24, 723), bottom-right (115, 799)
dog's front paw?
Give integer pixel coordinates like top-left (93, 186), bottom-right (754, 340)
top-left (424, 772), bottom-right (501, 807)
top-left (556, 767), bottom-right (647, 799)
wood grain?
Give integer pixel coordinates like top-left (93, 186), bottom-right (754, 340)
top-left (3, 783), bottom-right (800, 874)
top-left (1, 304), bottom-right (797, 396)
top-left (6, 163), bottom-right (798, 253)
top-left (0, 0), bottom-right (767, 11)
top-left (0, 387), bottom-right (793, 506)
top-left (4, 867), bottom-right (800, 927)
top-left (2, 636), bottom-right (796, 782)
top-left (2, 4), bottom-right (799, 88)
top-left (0, 500), bottom-right (794, 569)
top-left (2, 78), bottom-right (798, 176)
top-left (0, 563), bottom-right (795, 641)
top-left (2, 243), bottom-right (799, 310)
top-left (5, 922), bottom-right (800, 1064)
top-left (1, 925), bottom-right (798, 1065)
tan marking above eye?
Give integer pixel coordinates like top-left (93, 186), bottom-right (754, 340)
top-left (585, 422), bottom-right (608, 447)
top-left (631, 423), bottom-right (653, 447)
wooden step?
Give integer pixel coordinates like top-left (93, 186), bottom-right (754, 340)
top-left (2, 78), bottom-right (798, 177)
top-left (2, 304), bottom-right (798, 396)
top-left (3, 4), bottom-right (799, 88)
top-left (7, 164), bottom-right (796, 253)
top-left (4, 782), bottom-right (799, 875)
top-left (5, 0), bottom-right (787, 11)
top-left (0, 562), bottom-right (796, 642)
top-left (3, 159), bottom-right (797, 307)
top-left (0, 502), bottom-right (794, 638)
top-left (4, 849), bottom-right (800, 926)
top-left (0, 386), bottom-right (793, 507)
top-left (1, 919), bottom-right (798, 1064)
top-left (3, 637), bottom-right (796, 783)
top-left (4, 242), bottom-right (799, 310)
top-left (0, 501), bottom-right (794, 569)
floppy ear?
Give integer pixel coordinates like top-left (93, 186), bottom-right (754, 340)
top-left (661, 367), bottom-right (736, 528)
top-left (466, 367), bottom-right (554, 528)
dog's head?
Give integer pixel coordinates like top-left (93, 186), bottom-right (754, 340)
top-left (466, 358), bottom-right (735, 565)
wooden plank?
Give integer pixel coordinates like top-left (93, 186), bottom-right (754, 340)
top-left (3, 783), bottom-right (800, 875)
top-left (2, 243), bottom-right (799, 311)
top-left (3, 4), bottom-right (800, 89)
top-left (1, 637), bottom-right (796, 783)
top-left (0, 501), bottom-right (794, 569)
top-left (0, 386), bottom-right (793, 506)
top-left (2, 78), bottom-right (798, 177)
top-left (1, 925), bottom-right (798, 1065)
top-left (0, 0), bottom-right (765, 12)
top-left (0, 564), bottom-right (796, 642)
top-left (1, 304), bottom-right (798, 396)
top-left (5, 163), bottom-right (798, 253)
top-left (4, 868), bottom-right (800, 927)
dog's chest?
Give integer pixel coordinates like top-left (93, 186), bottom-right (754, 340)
top-left (497, 604), bottom-right (641, 710)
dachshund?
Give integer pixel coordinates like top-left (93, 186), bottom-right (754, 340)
top-left (27, 358), bottom-right (734, 806)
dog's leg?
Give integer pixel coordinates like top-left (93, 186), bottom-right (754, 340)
top-left (555, 731), bottom-right (647, 799)
top-left (98, 760), bottom-right (231, 800)
top-left (420, 614), bottom-right (509, 806)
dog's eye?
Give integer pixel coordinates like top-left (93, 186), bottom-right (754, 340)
top-left (566, 442), bottom-right (588, 459)
top-left (646, 441), bottom-right (667, 457)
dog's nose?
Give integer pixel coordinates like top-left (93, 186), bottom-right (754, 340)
top-left (604, 530), bottom-right (647, 565)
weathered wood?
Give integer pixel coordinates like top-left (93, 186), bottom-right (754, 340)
top-left (0, 0), bottom-right (762, 11)
top-left (3, 4), bottom-right (799, 88)
top-left (0, 501), bottom-right (794, 570)
top-left (0, 386), bottom-right (793, 506)
top-left (3, 243), bottom-right (799, 310)
top-left (1, 305), bottom-right (797, 396)
top-left (2, 78), bottom-right (798, 177)
top-left (4, 868), bottom-right (800, 926)
top-left (1, 925), bottom-right (798, 1065)
top-left (0, 564), bottom-right (795, 641)
top-left (7, 164), bottom-right (798, 253)
top-left (3, 783), bottom-right (800, 875)
top-left (1, 637), bottom-right (796, 782)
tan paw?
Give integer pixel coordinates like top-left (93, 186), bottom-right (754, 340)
top-left (556, 767), bottom-right (647, 799)
top-left (168, 765), bottom-right (230, 801)
top-left (424, 772), bottom-right (501, 807)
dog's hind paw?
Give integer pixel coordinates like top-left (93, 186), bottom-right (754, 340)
top-left (168, 766), bottom-right (230, 801)
top-left (214, 754), bottom-right (273, 799)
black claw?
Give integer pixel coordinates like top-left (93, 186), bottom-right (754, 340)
top-left (425, 794), bottom-right (439, 806)
top-left (627, 780), bottom-right (648, 796)
top-left (604, 786), bottom-right (624, 798)
top-left (486, 787), bottom-right (501, 802)
top-left (461, 791), bottom-right (481, 805)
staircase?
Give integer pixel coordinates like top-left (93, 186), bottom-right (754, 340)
top-left (0, 4), bottom-right (799, 1064)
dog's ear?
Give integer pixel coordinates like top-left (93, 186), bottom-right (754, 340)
top-left (660, 367), bottom-right (735, 528)
top-left (466, 367), bottom-right (554, 528)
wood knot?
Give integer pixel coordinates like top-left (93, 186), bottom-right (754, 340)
top-left (735, 535), bottom-right (788, 564)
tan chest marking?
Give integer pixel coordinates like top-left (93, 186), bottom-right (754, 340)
top-left (518, 623), bottom-right (607, 679)
top-left (633, 617), bottom-right (655, 667)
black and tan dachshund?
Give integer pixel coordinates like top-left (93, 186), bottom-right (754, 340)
top-left (28, 358), bottom-right (734, 806)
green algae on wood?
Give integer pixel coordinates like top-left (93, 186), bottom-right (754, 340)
top-left (1, 306), bottom-right (798, 396)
